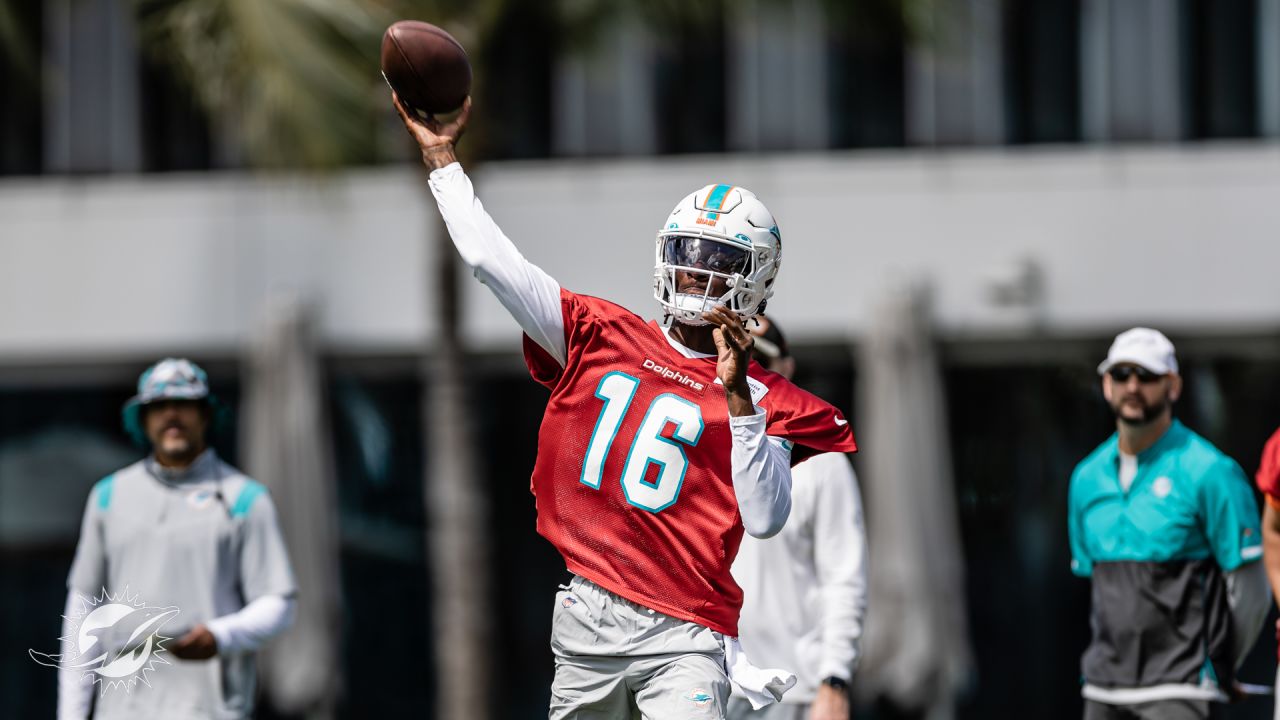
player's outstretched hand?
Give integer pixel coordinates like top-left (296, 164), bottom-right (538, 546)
top-left (392, 91), bottom-right (471, 170)
top-left (704, 306), bottom-right (755, 417)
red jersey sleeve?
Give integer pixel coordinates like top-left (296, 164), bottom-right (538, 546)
top-left (523, 336), bottom-right (562, 387)
top-left (1257, 427), bottom-right (1280, 510)
top-left (756, 373), bottom-right (858, 464)
top-left (522, 288), bottom-right (589, 388)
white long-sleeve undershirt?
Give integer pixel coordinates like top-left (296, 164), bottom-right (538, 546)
top-left (427, 162), bottom-right (566, 366)
top-left (731, 411), bottom-right (792, 538)
top-left (56, 594), bottom-right (92, 720)
top-left (206, 594), bottom-right (297, 656)
top-left (426, 162), bottom-right (792, 536)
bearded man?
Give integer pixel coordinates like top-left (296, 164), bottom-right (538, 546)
top-left (1067, 328), bottom-right (1268, 720)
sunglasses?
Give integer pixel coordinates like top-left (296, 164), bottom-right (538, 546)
top-left (1107, 366), bottom-right (1164, 384)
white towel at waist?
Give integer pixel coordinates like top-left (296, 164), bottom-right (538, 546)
top-left (724, 635), bottom-right (798, 710)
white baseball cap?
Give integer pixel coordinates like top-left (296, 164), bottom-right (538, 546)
top-left (1097, 327), bottom-right (1179, 376)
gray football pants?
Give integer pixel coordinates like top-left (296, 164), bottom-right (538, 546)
top-left (549, 575), bottom-right (732, 719)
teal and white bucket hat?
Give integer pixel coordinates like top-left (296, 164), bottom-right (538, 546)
top-left (121, 358), bottom-right (220, 446)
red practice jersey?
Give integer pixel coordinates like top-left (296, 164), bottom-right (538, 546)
top-left (523, 289), bottom-right (857, 636)
top-left (1257, 426), bottom-right (1280, 510)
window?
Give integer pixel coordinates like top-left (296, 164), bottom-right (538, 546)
top-left (651, 9), bottom-right (728, 154)
top-left (138, 55), bottom-right (214, 172)
top-left (946, 363), bottom-right (1102, 718)
top-left (478, 4), bottom-right (555, 160)
top-left (827, 3), bottom-right (907, 148)
top-left (1003, 0), bottom-right (1081, 144)
top-left (1183, 0), bottom-right (1258, 139)
top-left (0, 0), bottom-right (43, 175)
top-left (1081, 0), bottom-right (1184, 141)
top-left (328, 371), bottom-right (434, 715)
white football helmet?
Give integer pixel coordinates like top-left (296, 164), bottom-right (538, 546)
top-left (653, 184), bottom-right (782, 326)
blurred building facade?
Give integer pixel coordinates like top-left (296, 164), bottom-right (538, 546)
top-left (4, 1), bottom-right (1280, 719)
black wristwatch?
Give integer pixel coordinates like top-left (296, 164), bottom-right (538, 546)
top-left (821, 676), bottom-right (849, 691)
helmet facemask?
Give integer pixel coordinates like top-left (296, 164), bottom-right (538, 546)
top-left (654, 233), bottom-right (768, 326)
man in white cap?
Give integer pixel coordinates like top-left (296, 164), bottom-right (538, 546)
top-left (57, 358), bottom-right (297, 720)
top-left (1067, 329), bottom-right (1269, 720)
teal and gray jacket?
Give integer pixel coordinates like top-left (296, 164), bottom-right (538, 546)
top-left (1068, 420), bottom-right (1262, 695)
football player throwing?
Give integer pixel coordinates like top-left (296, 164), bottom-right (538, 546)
top-left (394, 94), bottom-right (857, 719)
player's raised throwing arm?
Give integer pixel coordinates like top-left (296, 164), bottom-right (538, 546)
top-left (393, 93), bottom-right (568, 365)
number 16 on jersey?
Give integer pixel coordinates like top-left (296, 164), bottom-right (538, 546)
top-left (579, 372), bottom-right (705, 512)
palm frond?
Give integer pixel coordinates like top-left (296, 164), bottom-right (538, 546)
top-left (128, 0), bottom-right (931, 169)
top-left (0, 0), bottom-right (37, 83)
top-left (133, 0), bottom-right (396, 169)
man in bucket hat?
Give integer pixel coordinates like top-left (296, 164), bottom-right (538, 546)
top-left (57, 358), bottom-right (297, 720)
top-left (1068, 329), bottom-right (1269, 719)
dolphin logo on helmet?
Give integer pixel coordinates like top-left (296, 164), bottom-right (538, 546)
top-left (653, 184), bottom-right (782, 326)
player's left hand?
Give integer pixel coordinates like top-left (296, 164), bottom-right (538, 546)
top-left (704, 306), bottom-right (754, 416)
top-left (170, 624), bottom-right (218, 660)
top-left (810, 682), bottom-right (851, 719)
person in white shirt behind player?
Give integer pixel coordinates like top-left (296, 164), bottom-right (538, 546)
top-left (728, 315), bottom-right (868, 720)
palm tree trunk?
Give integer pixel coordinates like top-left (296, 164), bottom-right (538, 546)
top-left (425, 209), bottom-right (492, 719)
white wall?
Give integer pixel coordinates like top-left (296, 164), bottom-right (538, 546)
top-left (4, 143), bottom-right (1280, 361)
top-left (1, 169), bottom-right (432, 361)
top-left (467, 143), bottom-right (1280, 347)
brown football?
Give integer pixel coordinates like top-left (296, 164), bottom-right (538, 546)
top-left (381, 20), bottom-right (471, 115)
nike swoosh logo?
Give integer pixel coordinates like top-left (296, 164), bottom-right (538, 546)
top-left (835, 417), bottom-right (848, 426)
